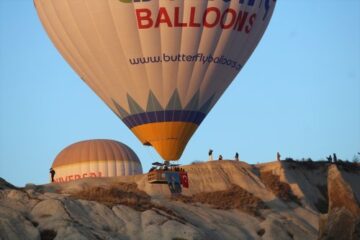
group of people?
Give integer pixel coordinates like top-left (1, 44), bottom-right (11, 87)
top-left (208, 149), bottom-right (240, 161)
top-left (326, 153), bottom-right (338, 163)
top-left (148, 165), bottom-right (186, 173)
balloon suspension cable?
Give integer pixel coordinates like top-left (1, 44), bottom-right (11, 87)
top-left (144, 145), bottom-right (157, 165)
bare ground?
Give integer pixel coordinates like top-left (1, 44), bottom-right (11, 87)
top-left (259, 171), bottom-right (301, 205)
top-left (69, 182), bottom-right (153, 211)
top-left (172, 184), bottom-right (267, 216)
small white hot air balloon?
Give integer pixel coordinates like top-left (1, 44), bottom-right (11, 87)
top-left (51, 139), bottom-right (142, 183)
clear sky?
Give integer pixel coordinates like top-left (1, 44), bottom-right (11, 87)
top-left (1, 1), bottom-right (359, 187)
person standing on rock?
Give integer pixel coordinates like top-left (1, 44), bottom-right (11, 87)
top-left (50, 168), bottom-right (56, 182)
top-left (276, 152), bottom-right (281, 161)
top-left (333, 153), bottom-right (337, 163)
top-left (235, 152), bottom-right (239, 161)
top-left (208, 149), bottom-right (213, 161)
top-left (218, 155), bottom-right (223, 160)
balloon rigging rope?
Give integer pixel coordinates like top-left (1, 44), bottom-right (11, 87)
top-left (145, 146), bottom-right (157, 165)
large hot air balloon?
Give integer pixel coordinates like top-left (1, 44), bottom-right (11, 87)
top-left (52, 139), bottom-right (143, 183)
top-left (34, 0), bottom-right (276, 161)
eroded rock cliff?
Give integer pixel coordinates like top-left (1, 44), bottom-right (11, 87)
top-left (1, 160), bottom-right (358, 240)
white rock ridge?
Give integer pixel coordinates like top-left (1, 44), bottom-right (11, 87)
top-left (1, 160), bottom-right (358, 240)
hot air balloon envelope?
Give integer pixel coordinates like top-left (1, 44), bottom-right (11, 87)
top-left (34, 0), bottom-right (276, 161)
top-left (52, 139), bottom-right (143, 183)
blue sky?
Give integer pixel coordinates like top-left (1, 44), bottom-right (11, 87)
top-left (1, 1), bottom-right (359, 187)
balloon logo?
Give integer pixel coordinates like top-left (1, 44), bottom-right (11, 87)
top-left (34, 0), bottom-right (276, 161)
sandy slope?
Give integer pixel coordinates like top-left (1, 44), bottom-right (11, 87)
top-left (0, 160), bottom-right (358, 240)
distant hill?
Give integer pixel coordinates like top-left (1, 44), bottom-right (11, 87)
top-left (0, 160), bottom-right (359, 240)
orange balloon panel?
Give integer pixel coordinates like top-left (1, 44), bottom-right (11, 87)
top-left (35, 0), bottom-right (276, 161)
top-left (131, 122), bottom-right (198, 160)
top-left (51, 139), bottom-right (142, 183)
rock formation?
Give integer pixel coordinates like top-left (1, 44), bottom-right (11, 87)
top-left (318, 164), bottom-right (360, 240)
top-left (0, 160), bottom-right (358, 240)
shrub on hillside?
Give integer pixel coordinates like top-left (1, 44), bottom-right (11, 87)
top-left (70, 183), bottom-right (153, 211)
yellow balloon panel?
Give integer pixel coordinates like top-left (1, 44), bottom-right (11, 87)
top-left (131, 121), bottom-right (198, 160)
